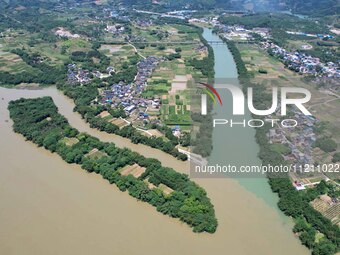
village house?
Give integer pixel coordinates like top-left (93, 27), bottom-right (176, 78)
top-left (99, 56), bottom-right (163, 121)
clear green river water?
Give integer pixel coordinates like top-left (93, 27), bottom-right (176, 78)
top-left (203, 27), bottom-right (283, 208)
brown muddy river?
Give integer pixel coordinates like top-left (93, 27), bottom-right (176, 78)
top-left (0, 85), bottom-right (310, 255)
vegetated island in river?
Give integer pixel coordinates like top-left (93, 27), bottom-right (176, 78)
top-left (8, 96), bottom-right (218, 233)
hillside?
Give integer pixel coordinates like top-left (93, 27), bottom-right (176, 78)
top-left (122, 0), bottom-right (339, 16)
top-left (284, 0), bottom-right (339, 16)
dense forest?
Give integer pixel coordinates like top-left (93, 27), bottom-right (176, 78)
top-left (219, 13), bottom-right (328, 34)
top-left (284, 0), bottom-right (339, 16)
top-left (1, 0), bottom-right (338, 18)
top-left (121, 0), bottom-right (339, 16)
top-left (8, 96), bottom-right (218, 233)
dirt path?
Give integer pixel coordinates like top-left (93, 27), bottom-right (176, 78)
top-left (128, 43), bottom-right (146, 59)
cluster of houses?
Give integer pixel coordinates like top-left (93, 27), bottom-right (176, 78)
top-left (197, 17), bottom-right (339, 78)
top-left (267, 107), bottom-right (323, 190)
top-left (107, 8), bottom-right (119, 18)
top-left (102, 83), bottom-right (148, 116)
top-left (261, 41), bottom-right (340, 78)
top-left (268, 107), bottom-right (318, 166)
top-left (93, 66), bottom-right (114, 79)
top-left (214, 22), bottom-right (271, 40)
top-left (216, 25), bottom-right (271, 40)
top-left (194, 44), bottom-right (208, 54)
top-left (286, 31), bottom-right (334, 40)
top-left (135, 19), bottom-right (153, 27)
top-left (136, 56), bottom-right (162, 92)
top-left (133, 9), bottom-right (188, 20)
top-left (189, 16), bottom-right (270, 40)
top-left (100, 56), bottom-right (162, 118)
top-left (189, 17), bottom-right (215, 25)
top-left (67, 64), bottom-right (115, 84)
top-left (67, 64), bottom-right (91, 85)
top-left (190, 16), bottom-right (222, 27)
top-left (105, 24), bottom-right (125, 35)
top-left (104, 6), bottom-right (130, 22)
top-left (315, 77), bottom-right (340, 93)
top-left (223, 26), bottom-right (253, 41)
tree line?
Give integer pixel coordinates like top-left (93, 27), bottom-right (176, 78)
top-left (57, 82), bottom-right (188, 161)
top-left (70, 49), bottom-right (111, 73)
top-left (187, 26), bottom-right (215, 157)
top-left (226, 39), bottom-right (340, 255)
top-left (0, 48), bottom-right (66, 86)
top-left (8, 96), bottom-right (217, 233)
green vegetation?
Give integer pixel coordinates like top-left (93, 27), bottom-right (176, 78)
top-left (228, 40), bottom-right (340, 255)
top-left (269, 144), bottom-right (291, 155)
top-left (219, 12), bottom-right (339, 63)
top-left (187, 27), bottom-right (215, 78)
top-left (220, 13), bottom-right (327, 33)
top-left (126, 0), bottom-right (339, 16)
top-left (332, 152), bottom-right (340, 163)
top-left (0, 9), bottom-right (200, 159)
top-left (221, 38), bottom-right (249, 78)
top-left (258, 68), bottom-right (268, 74)
top-left (70, 49), bottom-right (110, 73)
top-left (285, 0), bottom-right (339, 16)
top-left (8, 96), bottom-right (217, 233)
top-left (219, 13), bottom-right (330, 47)
top-left (189, 27), bottom-right (215, 157)
top-left (0, 48), bottom-right (66, 85)
top-left (314, 138), bottom-right (338, 153)
top-left (0, 2), bottom-right (211, 158)
top-left (57, 83), bottom-right (187, 161)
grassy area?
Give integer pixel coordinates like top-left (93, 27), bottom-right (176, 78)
top-left (0, 31), bottom-right (71, 68)
top-left (60, 38), bottom-right (89, 49)
top-left (99, 44), bottom-right (136, 68)
top-left (0, 50), bottom-right (35, 73)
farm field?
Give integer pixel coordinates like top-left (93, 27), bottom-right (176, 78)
top-left (237, 43), bottom-right (340, 169)
top-left (237, 43), bottom-right (340, 142)
top-left (0, 9), bottom-right (206, 145)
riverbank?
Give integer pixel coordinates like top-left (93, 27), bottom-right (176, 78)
top-left (0, 85), bottom-right (308, 255)
top-left (218, 33), bottom-right (340, 254)
top-left (8, 96), bottom-right (218, 233)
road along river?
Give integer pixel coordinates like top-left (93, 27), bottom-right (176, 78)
top-left (0, 32), bottom-right (308, 255)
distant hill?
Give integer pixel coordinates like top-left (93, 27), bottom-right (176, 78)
top-left (124, 0), bottom-right (339, 16)
top-left (2, 0), bottom-right (338, 16)
top-left (284, 0), bottom-right (339, 16)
